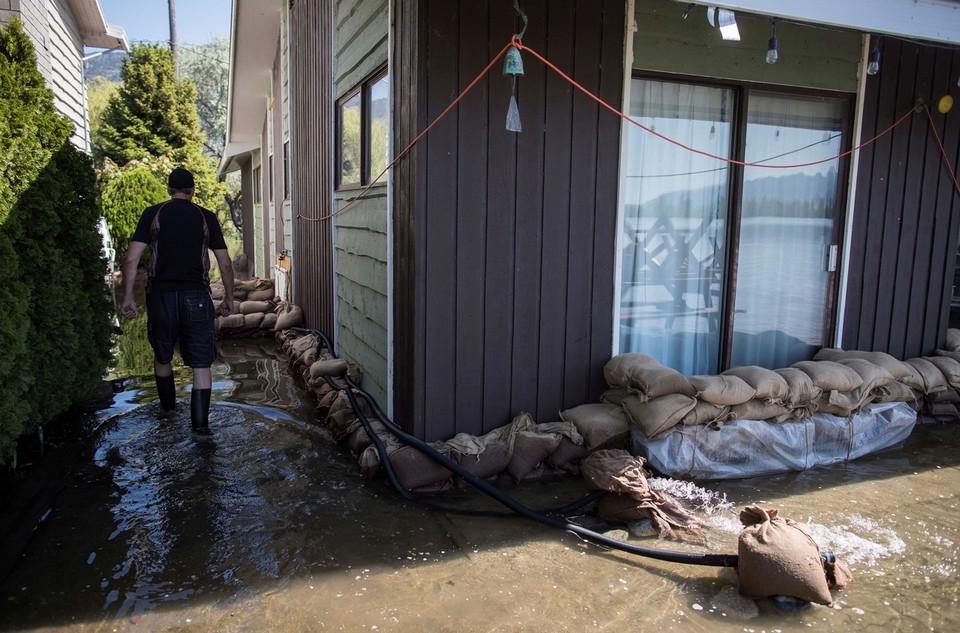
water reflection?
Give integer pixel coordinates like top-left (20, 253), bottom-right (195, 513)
top-left (0, 337), bottom-right (958, 631)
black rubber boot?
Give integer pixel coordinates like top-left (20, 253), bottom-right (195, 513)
top-left (191, 388), bottom-right (212, 435)
top-left (155, 374), bottom-right (176, 411)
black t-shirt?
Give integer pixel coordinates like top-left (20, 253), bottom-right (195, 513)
top-left (131, 198), bottom-right (227, 293)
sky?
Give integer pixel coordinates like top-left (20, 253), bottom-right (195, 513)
top-left (98, 0), bottom-right (232, 47)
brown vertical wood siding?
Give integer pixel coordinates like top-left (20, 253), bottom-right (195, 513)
top-left (843, 38), bottom-right (960, 359)
top-left (394, 0), bottom-right (625, 440)
top-left (290, 0), bottom-right (336, 334)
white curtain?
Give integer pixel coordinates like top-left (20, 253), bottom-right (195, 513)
top-left (619, 80), bottom-right (734, 375)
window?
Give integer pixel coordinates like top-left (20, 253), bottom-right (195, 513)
top-left (618, 77), bottom-right (849, 374)
top-left (283, 140), bottom-right (290, 200)
top-left (337, 68), bottom-right (388, 189)
top-left (253, 165), bottom-right (262, 204)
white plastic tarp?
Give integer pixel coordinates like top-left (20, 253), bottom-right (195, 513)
top-left (631, 402), bottom-right (917, 480)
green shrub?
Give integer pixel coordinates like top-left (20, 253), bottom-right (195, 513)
top-left (0, 19), bottom-right (113, 467)
top-left (99, 162), bottom-right (168, 258)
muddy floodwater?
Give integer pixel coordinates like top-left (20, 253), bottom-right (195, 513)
top-left (1, 336), bottom-right (958, 632)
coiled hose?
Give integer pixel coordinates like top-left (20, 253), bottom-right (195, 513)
top-left (292, 327), bottom-right (739, 568)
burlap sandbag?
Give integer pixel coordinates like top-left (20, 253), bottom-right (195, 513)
top-left (260, 312), bottom-right (278, 329)
top-left (603, 353), bottom-right (695, 398)
top-left (775, 368), bottom-right (823, 407)
top-left (580, 449), bottom-right (705, 536)
top-left (596, 493), bottom-right (656, 523)
top-left (622, 393), bottom-right (696, 440)
top-left (681, 400), bottom-right (732, 428)
top-left (792, 360), bottom-right (863, 393)
top-left (547, 437), bottom-right (591, 470)
top-left (275, 303), bottom-right (304, 330)
top-left (246, 288), bottom-right (276, 302)
top-left (934, 349), bottom-right (960, 364)
top-left (728, 399), bottom-right (791, 422)
top-left (559, 403), bottom-right (629, 450)
top-left (455, 440), bottom-right (512, 479)
top-left (924, 356), bottom-right (960, 390)
top-left (239, 300), bottom-right (272, 315)
top-left (219, 313), bottom-right (244, 329)
top-left (689, 374), bottom-right (756, 406)
top-left (389, 445), bottom-right (454, 491)
top-left (946, 329), bottom-right (960, 352)
top-left (310, 358), bottom-right (349, 379)
top-left (721, 366), bottom-right (789, 405)
top-left (738, 506), bottom-right (848, 605)
top-left (816, 349), bottom-right (923, 391)
top-left (346, 420), bottom-right (386, 454)
top-left (505, 431), bottom-right (562, 481)
top-left (871, 380), bottom-right (920, 404)
top-left (905, 357), bottom-right (950, 395)
top-left (289, 333), bottom-right (317, 355)
top-left (599, 387), bottom-right (633, 407)
top-left (243, 312), bottom-right (265, 328)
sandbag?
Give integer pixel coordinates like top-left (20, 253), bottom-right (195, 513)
top-left (547, 437), bottom-right (591, 470)
top-left (603, 353), bottom-right (695, 399)
top-left (596, 493), bottom-right (655, 523)
top-left (275, 303), bottom-right (304, 330)
top-left (559, 403), bottom-right (629, 450)
top-left (599, 387), bottom-right (632, 407)
top-left (775, 368), bottom-right (823, 407)
top-left (871, 380), bottom-right (920, 404)
top-left (240, 300), bottom-right (272, 315)
top-left (246, 288), bottom-right (276, 302)
top-left (729, 399), bottom-right (791, 422)
top-left (243, 312), bottom-right (265, 328)
top-left (505, 431), bottom-right (562, 481)
top-left (924, 356), bottom-right (960, 390)
top-left (681, 401), bottom-right (731, 428)
top-left (580, 449), bottom-right (705, 536)
top-left (816, 349), bottom-right (923, 391)
top-left (721, 366), bottom-right (789, 405)
top-left (260, 312), bottom-right (278, 329)
top-left (389, 446), bottom-right (454, 491)
top-left (946, 329), bottom-right (960, 352)
top-left (219, 313), bottom-right (244, 329)
top-left (689, 374), bottom-right (756, 406)
top-left (737, 506), bottom-right (848, 605)
top-left (905, 357), bottom-right (950, 395)
top-left (622, 393), bottom-right (697, 440)
top-left (455, 440), bottom-right (512, 479)
top-left (792, 360), bottom-right (863, 393)
top-left (310, 358), bottom-right (349, 379)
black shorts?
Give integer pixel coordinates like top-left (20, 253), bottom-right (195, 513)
top-left (146, 289), bottom-right (217, 368)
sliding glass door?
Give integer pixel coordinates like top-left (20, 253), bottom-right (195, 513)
top-left (617, 78), bottom-right (848, 374)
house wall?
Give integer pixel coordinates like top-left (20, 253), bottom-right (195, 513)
top-left (632, 0), bottom-right (861, 91)
top-left (842, 37), bottom-right (960, 359)
top-left (2, 0), bottom-right (90, 151)
top-left (394, 0), bottom-right (626, 440)
top-left (289, 0), bottom-right (336, 335)
top-left (332, 0), bottom-right (390, 407)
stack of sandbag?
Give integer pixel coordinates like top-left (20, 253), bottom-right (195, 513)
top-left (212, 277), bottom-right (306, 337)
top-left (602, 353), bottom-right (697, 440)
top-left (813, 348), bottom-right (958, 421)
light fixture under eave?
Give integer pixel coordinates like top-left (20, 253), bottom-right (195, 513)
top-left (765, 19), bottom-right (779, 64)
top-left (867, 37), bottom-right (881, 76)
top-left (717, 9), bottom-right (741, 42)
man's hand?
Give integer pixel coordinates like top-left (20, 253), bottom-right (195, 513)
top-left (121, 295), bottom-right (139, 320)
top-left (220, 298), bottom-right (234, 317)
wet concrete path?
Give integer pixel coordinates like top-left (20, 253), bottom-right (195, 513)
top-left (1, 339), bottom-right (959, 632)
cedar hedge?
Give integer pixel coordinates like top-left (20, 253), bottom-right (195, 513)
top-left (0, 20), bottom-right (113, 467)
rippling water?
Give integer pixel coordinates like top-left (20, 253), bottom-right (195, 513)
top-left (0, 339), bottom-right (958, 632)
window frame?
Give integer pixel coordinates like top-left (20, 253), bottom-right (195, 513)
top-left (619, 70), bottom-right (855, 372)
top-left (336, 65), bottom-right (389, 191)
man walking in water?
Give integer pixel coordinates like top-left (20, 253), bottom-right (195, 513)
top-left (120, 167), bottom-right (235, 434)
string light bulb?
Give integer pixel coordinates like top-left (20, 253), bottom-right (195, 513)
top-left (765, 19), bottom-right (779, 65)
top-left (867, 37), bottom-right (881, 76)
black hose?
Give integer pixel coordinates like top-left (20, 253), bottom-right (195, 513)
top-left (291, 327), bottom-right (739, 568)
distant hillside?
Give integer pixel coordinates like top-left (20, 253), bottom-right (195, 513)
top-left (84, 50), bottom-right (126, 82)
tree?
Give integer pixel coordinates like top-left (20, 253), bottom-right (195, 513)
top-left (86, 76), bottom-right (118, 152)
top-left (93, 43), bottom-right (204, 166)
top-left (93, 43), bottom-right (226, 244)
top-left (0, 19), bottom-right (113, 466)
top-left (177, 37), bottom-right (229, 158)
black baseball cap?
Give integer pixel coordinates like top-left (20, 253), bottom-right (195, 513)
top-left (168, 167), bottom-right (195, 189)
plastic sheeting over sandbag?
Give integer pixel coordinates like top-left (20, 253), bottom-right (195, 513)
top-left (631, 402), bottom-right (917, 480)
